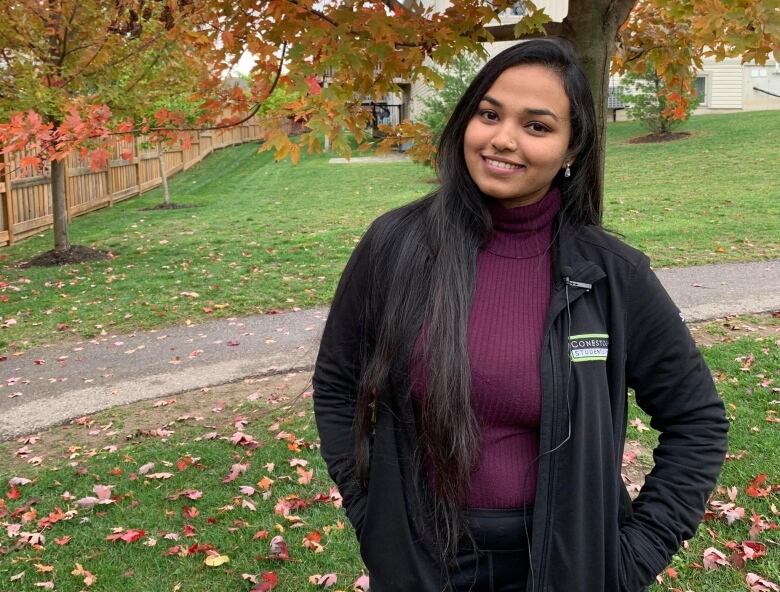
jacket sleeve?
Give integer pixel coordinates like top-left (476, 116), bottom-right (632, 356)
top-left (312, 223), bottom-right (377, 538)
top-left (620, 256), bottom-right (729, 591)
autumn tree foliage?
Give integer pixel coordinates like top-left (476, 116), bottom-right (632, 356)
top-left (1, 0), bottom-right (779, 258)
top-left (0, 0), bottom-right (212, 257)
top-left (176, 0), bottom-right (780, 169)
top-left (614, 1), bottom-right (780, 121)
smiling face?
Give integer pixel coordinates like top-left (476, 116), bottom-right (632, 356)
top-left (463, 63), bottom-right (573, 208)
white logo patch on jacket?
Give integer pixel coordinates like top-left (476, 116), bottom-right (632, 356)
top-left (569, 333), bottom-right (609, 362)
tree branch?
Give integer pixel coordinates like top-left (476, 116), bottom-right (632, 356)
top-left (61, 34), bottom-right (111, 89)
top-left (284, 0), bottom-right (338, 27)
top-left (120, 48), bottom-right (166, 96)
top-left (481, 20), bottom-right (563, 41)
top-left (59, 1), bottom-right (80, 68)
top-left (62, 42), bottom-right (101, 59)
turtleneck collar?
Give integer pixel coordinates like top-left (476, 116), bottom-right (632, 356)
top-left (483, 186), bottom-right (562, 259)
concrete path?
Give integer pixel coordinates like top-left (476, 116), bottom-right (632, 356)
top-left (1, 259), bottom-right (778, 438)
top-left (328, 154), bottom-right (411, 164)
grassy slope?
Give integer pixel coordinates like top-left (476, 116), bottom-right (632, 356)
top-left (604, 111), bottom-right (780, 266)
top-left (1, 111), bottom-right (778, 351)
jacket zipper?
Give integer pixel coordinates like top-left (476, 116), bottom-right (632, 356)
top-left (535, 263), bottom-right (603, 590)
top-left (537, 332), bottom-right (560, 590)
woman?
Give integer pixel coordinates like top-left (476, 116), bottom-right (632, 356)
top-left (313, 38), bottom-right (728, 592)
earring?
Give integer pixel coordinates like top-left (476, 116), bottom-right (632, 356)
top-left (564, 163), bottom-right (571, 178)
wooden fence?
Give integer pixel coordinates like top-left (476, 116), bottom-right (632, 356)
top-left (0, 117), bottom-right (266, 247)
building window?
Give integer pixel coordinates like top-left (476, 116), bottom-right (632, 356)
top-left (693, 76), bottom-right (708, 107)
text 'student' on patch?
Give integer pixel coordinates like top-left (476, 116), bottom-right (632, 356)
top-left (569, 333), bottom-right (609, 362)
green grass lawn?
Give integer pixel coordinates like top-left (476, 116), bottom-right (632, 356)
top-left (628, 317), bottom-right (780, 591)
top-left (603, 111), bottom-right (780, 266)
top-left (1, 110), bottom-right (779, 351)
top-left (0, 318), bottom-right (777, 591)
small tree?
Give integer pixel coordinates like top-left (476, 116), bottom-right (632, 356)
top-left (418, 53), bottom-right (482, 144)
top-left (145, 94), bottom-right (207, 209)
top-left (618, 66), bottom-right (701, 136)
top-left (0, 1), bottom-right (209, 260)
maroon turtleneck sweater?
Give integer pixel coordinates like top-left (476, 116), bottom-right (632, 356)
top-left (410, 186), bottom-right (561, 508)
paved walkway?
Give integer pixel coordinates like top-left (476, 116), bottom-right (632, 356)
top-left (328, 154), bottom-right (411, 164)
top-left (1, 259), bottom-right (778, 438)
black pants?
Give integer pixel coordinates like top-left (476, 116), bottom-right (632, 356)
top-left (448, 507), bottom-right (533, 592)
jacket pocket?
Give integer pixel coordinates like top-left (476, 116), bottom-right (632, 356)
top-left (617, 526), bottom-right (667, 592)
top-left (345, 492), bottom-right (368, 541)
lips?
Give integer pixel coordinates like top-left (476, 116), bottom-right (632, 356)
top-left (482, 155), bottom-right (524, 173)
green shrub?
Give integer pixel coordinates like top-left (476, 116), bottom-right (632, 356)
top-left (618, 67), bottom-right (701, 135)
top-left (418, 52), bottom-right (482, 142)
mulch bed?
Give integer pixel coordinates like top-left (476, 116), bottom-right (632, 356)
top-left (18, 245), bottom-right (114, 267)
top-left (140, 203), bottom-right (196, 211)
top-left (628, 131), bottom-right (691, 144)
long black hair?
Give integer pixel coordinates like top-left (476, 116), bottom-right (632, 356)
top-left (354, 37), bottom-right (602, 557)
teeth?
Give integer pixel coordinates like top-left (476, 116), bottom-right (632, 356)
top-left (485, 158), bottom-right (521, 170)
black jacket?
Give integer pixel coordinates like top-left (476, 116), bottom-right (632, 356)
top-left (313, 204), bottom-right (729, 592)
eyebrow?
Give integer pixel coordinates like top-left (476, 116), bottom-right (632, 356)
top-left (481, 95), bottom-right (560, 121)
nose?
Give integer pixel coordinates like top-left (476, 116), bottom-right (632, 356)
top-left (490, 124), bottom-right (517, 152)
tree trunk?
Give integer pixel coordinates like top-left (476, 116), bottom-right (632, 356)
top-left (653, 73), bottom-right (669, 134)
top-left (51, 158), bottom-right (70, 252)
top-left (157, 143), bottom-right (170, 206)
top-left (560, 0), bottom-right (637, 187)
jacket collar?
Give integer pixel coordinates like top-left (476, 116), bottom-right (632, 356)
top-left (551, 216), bottom-right (606, 290)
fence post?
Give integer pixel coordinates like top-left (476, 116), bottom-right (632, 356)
top-left (107, 142), bottom-right (114, 207)
top-left (65, 156), bottom-right (73, 223)
top-left (134, 136), bottom-right (141, 196)
top-left (1, 151), bottom-right (15, 245)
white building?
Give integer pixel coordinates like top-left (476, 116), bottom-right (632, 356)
top-left (379, 1), bottom-right (780, 126)
top-left (691, 58), bottom-right (780, 113)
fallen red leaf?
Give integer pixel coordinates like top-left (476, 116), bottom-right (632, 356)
top-left (746, 474), bottom-right (771, 498)
top-left (176, 456), bottom-right (194, 471)
top-left (106, 529), bottom-right (145, 543)
top-left (747, 572), bottom-right (780, 592)
top-left (268, 535), bottom-right (289, 560)
top-left (182, 506), bottom-right (199, 519)
top-left (703, 546), bottom-right (729, 570)
top-left (253, 571), bottom-right (278, 591)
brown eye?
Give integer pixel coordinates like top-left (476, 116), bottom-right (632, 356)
top-left (479, 110), bottom-right (498, 121)
top-left (527, 122), bottom-right (550, 133)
